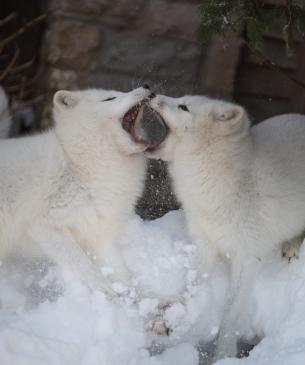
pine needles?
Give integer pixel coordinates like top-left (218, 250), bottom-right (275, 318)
top-left (198, 0), bottom-right (305, 53)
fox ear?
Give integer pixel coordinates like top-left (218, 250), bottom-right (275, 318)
top-left (212, 104), bottom-right (249, 136)
top-left (53, 90), bottom-right (78, 110)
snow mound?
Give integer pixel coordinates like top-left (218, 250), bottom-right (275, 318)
top-left (218, 249), bottom-right (305, 365)
top-left (1, 210), bottom-right (305, 365)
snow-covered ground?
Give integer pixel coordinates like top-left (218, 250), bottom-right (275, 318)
top-left (1, 210), bottom-right (305, 365)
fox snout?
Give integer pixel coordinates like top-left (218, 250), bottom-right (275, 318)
top-left (140, 84), bottom-right (155, 99)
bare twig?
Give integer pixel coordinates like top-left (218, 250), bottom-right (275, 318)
top-left (0, 13), bottom-right (16, 28)
top-left (5, 73), bottom-right (36, 85)
top-left (11, 94), bottom-right (44, 109)
top-left (9, 58), bottom-right (35, 75)
top-left (0, 47), bottom-right (19, 81)
top-left (0, 14), bottom-right (46, 49)
top-left (244, 40), bottom-right (305, 90)
top-left (0, 53), bottom-right (10, 61)
top-left (5, 84), bottom-right (33, 94)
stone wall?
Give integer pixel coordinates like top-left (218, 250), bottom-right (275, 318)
top-left (41, 1), bottom-right (207, 115)
top-left (41, 0), bottom-right (207, 219)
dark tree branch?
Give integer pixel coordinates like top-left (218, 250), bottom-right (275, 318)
top-left (244, 40), bottom-right (305, 89)
top-left (0, 13), bottom-right (16, 28)
top-left (9, 58), bottom-right (35, 75)
top-left (0, 14), bottom-right (46, 50)
top-left (0, 47), bottom-right (19, 81)
top-left (11, 94), bottom-right (44, 109)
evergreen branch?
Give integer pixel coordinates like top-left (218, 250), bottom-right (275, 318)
top-left (198, 0), bottom-right (305, 51)
top-left (198, 1), bottom-right (305, 90)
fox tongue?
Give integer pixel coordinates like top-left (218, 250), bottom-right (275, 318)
top-left (134, 105), bottom-right (167, 149)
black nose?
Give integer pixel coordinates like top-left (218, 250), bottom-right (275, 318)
top-left (142, 84), bottom-right (150, 89)
top-left (149, 92), bottom-right (156, 99)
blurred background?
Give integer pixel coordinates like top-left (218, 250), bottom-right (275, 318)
top-left (1, 0), bottom-right (305, 219)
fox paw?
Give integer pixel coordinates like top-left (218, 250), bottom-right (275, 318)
top-left (282, 240), bottom-right (302, 263)
top-left (145, 302), bottom-right (175, 336)
top-left (147, 318), bottom-right (171, 336)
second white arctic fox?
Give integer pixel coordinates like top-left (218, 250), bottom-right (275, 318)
top-left (148, 94), bottom-right (305, 358)
top-left (0, 86), bottom-right (164, 296)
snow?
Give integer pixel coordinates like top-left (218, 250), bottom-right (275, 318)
top-left (219, 254), bottom-right (305, 365)
top-left (1, 210), bottom-right (305, 364)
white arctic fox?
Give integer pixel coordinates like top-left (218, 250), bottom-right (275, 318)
top-left (148, 94), bottom-right (305, 358)
top-left (0, 86), bottom-right (163, 296)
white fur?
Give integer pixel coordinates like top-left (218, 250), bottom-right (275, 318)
top-left (0, 87), bottom-right (11, 138)
top-left (149, 94), bottom-right (305, 358)
top-left (0, 87), bottom-right (151, 296)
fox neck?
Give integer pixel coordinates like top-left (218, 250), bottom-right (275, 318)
top-left (171, 133), bottom-right (254, 215)
top-left (54, 128), bottom-right (146, 200)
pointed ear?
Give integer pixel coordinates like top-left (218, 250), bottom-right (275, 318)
top-left (53, 90), bottom-right (78, 110)
top-left (212, 104), bottom-right (249, 136)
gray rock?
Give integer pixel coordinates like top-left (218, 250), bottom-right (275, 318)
top-left (46, 20), bottom-right (100, 70)
top-left (98, 28), bottom-right (200, 81)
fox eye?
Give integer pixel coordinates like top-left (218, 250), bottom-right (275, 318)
top-left (178, 104), bottom-right (189, 112)
top-left (102, 97), bottom-right (116, 102)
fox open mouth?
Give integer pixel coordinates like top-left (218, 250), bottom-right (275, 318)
top-left (122, 101), bottom-right (168, 150)
top-left (122, 100), bottom-right (147, 145)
